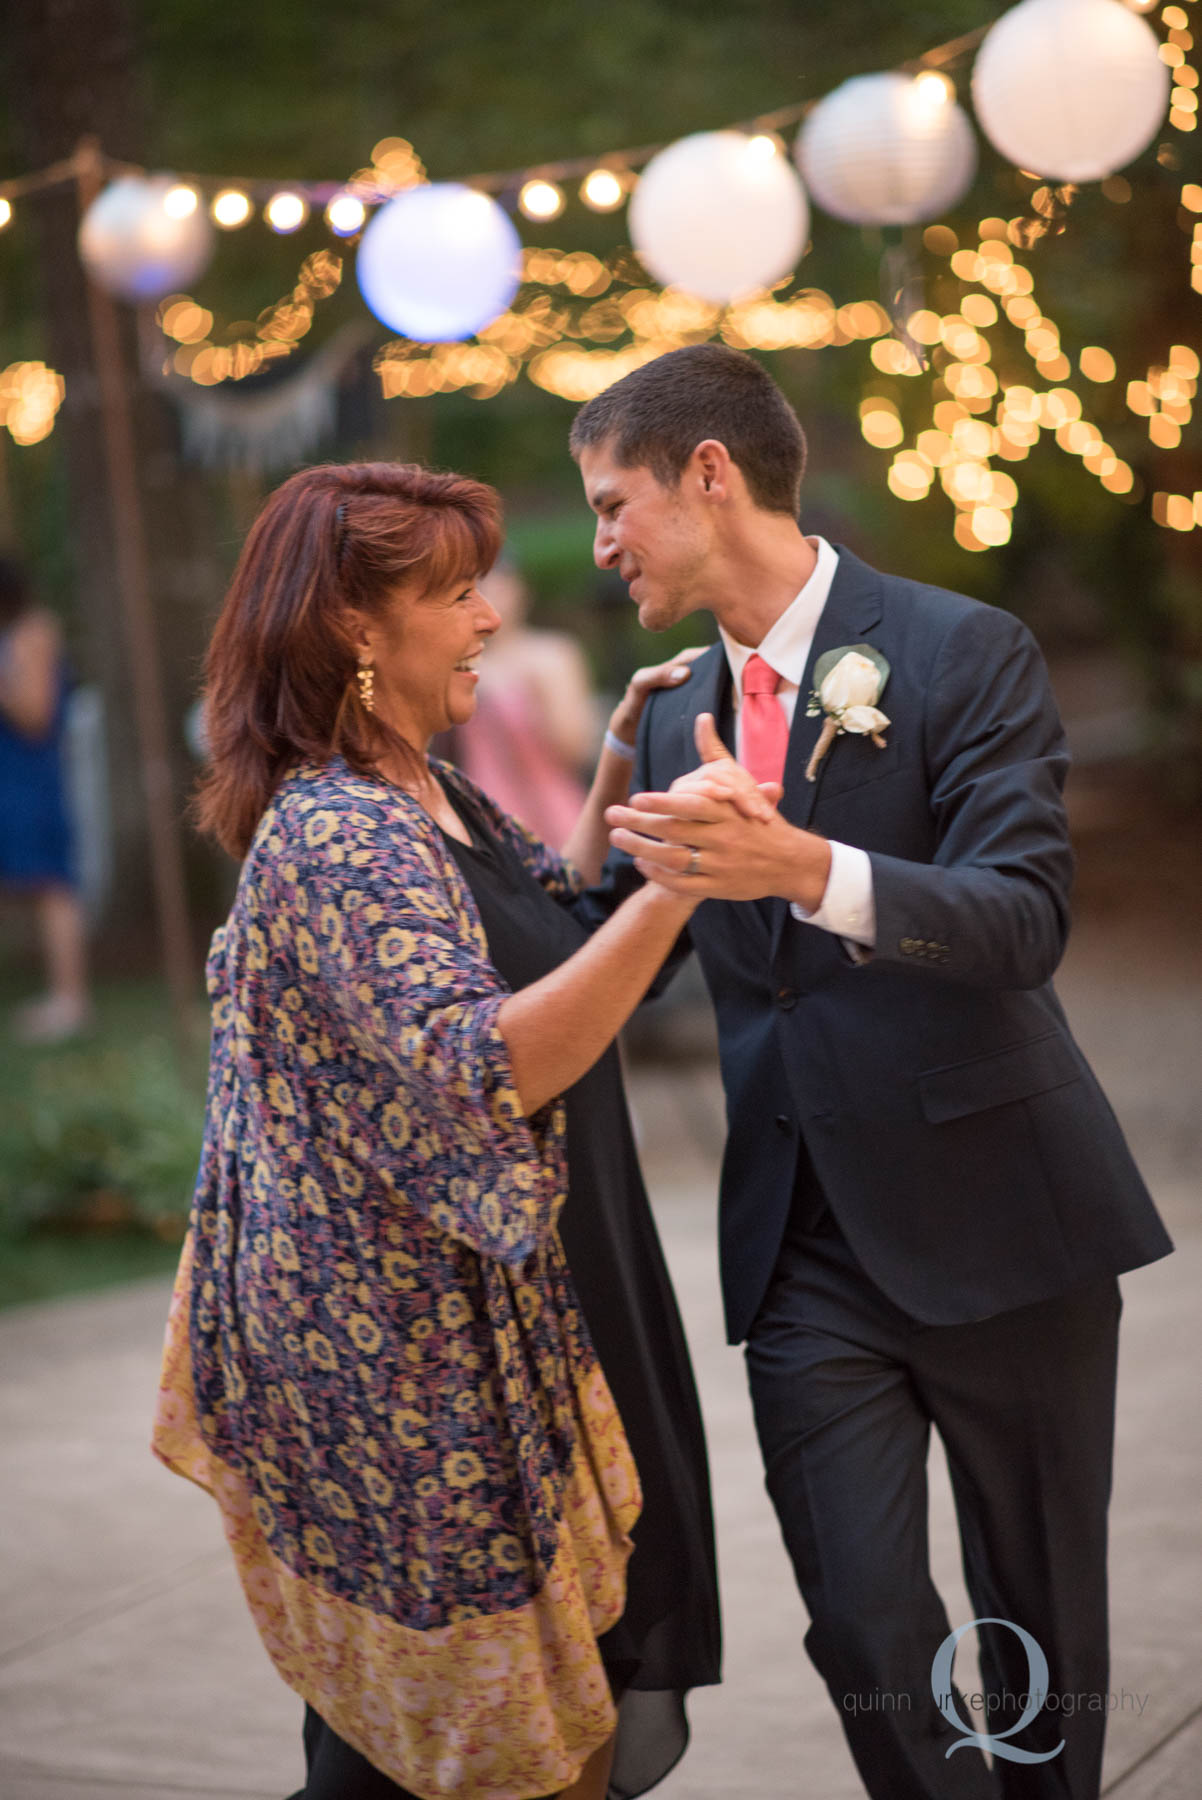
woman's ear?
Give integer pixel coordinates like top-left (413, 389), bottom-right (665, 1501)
top-left (338, 607), bottom-right (373, 661)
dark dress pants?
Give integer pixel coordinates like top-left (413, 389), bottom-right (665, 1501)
top-left (745, 1205), bottom-right (1121, 1800)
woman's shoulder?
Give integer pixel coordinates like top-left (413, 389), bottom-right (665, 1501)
top-left (260, 757), bottom-right (406, 845)
top-left (433, 757), bottom-right (581, 895)
top-left (250, 756), bottom-right (454, 896)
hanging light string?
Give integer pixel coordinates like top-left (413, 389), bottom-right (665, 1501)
top-left (0, 7), bottom-right (988, 403)
top-left (0, 5), bottom-right (1196, 547)
top-left (867, 211), bottom-right (1141, 553)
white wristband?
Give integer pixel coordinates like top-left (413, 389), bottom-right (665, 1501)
top-left (603, 728), bottom-right (636, 761)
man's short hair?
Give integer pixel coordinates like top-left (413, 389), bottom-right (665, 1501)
top-left (569, 343), bottom-right (806, 515)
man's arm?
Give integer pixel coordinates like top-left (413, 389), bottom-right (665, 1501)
top-left (609, 607), bottom-right (1073, 992)
top-left (866, 605), bottom-right (1072, 989)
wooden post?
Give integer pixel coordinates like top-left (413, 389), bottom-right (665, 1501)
top-left (74, 135), bottom-right (197, 1060)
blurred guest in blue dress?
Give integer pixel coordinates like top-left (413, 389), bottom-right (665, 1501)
top-left (0, 557), bottom-right (92, 1042)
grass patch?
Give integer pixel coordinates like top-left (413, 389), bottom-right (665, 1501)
top-left (0, 1233), bottom-right (184, 1310)
top-left (0, 976), bottom-right (207, 1310)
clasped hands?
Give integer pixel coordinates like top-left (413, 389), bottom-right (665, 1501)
top-left (605, 714), bottom-right (833, 911)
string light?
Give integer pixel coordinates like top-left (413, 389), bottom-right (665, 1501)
top-left (0, 43), bottom-right (1193, 554)
top-left (163, 249), bottom-right (342, 387)
top-left (1080, 346), bottom-right (1117, 382)
top-left (913, 70), bottom-right (954, 107)
top-left (1164, 5), bottom-right (1199, 132)
top-left (863, 207), bottom-right (1174, 551)
top-left (860, 396), bottom-right (904, 448)
top-left (163, 184), bottom-right (200, 220)
top-left (211, 189), bottom-right (252, 229)
top-left (156, 296), bottom-right (213, 344)
top-left (0, 361), bottom-right (65, 445)
top-left (325, 192), bottom-right (367, 236)
top-left (580, 168), bottom-right (626, 211)
top-left (518, 179), bottom-right (565, 222)
top-left (746, 132), bottom-right (785, 159)
top-left (265, 191), bottom-right (309, 234)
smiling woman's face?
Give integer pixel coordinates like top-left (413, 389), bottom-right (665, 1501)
top-left (360, 571), bottom-right (503, 745)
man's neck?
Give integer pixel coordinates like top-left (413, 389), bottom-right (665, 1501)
top-left (705, 518), bottom-right (817, 648)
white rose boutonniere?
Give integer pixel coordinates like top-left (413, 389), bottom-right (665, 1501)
top-left (804, 645), bottom-right (891, 782)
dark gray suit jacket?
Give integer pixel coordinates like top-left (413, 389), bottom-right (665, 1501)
top-left (580, 547), bottom-right (1171, 1343)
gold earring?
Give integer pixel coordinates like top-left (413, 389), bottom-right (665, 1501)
top-left (356, 657), bottom-right (375, 714)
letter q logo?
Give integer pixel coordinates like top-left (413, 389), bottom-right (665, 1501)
top-left (930, 1617), bottom-right (1065, 1765)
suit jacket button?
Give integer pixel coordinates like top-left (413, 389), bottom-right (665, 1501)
top-left (776, 986), bottom-right (798, 1010)
top-left (774, 1114), bottom-right (793, 1133)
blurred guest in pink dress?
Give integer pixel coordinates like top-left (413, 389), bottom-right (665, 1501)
top-left (452, 559), bottom-right (596, 849)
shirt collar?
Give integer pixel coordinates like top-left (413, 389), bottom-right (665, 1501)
top-left (718, 536), bottom-right (840, 698)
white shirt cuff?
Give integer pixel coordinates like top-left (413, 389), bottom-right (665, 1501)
top-left (789, 841), bottom-right (876, 949)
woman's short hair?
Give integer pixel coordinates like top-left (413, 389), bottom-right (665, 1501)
top-left (569, 344), bottom-right (806, 516)
top-left (195, 462), bottom-right (502, 858)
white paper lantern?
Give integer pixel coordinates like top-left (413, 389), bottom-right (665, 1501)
top-left (629, 131), bottom-right (809, 305)
top-left (356, 183), bottom-right (522, 342)
top-left (78, 175), bottom-right (214, 304)
top-left (796, 72), bottom-right (978, 227)
top-left (972, 0), bottom-right (1170, 183)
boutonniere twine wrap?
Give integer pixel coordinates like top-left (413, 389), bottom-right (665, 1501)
top-left (804, 645), bottom-right (891, 782)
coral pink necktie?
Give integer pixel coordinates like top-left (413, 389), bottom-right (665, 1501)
top-left (740, 654), bottom-right (789, 787)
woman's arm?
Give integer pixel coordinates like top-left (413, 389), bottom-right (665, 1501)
top-left (497, 879), bottom-right (696, 1114)
top-left (561, 649), bottom-right (703, 881)
top-left (0, 611), bottom-right (60, 738)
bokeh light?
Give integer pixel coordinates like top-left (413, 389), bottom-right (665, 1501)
top-left (326, 192), bottom-right (367, 236)
top-left (211, 189), bottom-right (252, 229)
top-left (0, 361), bottom-right (65, 445)
top-left (163, 184), bottom-right (200, 220)
top-left (266, 191), bottom-right (309, 234)
top-left (519, 179), bottom-right (565, 222)
top-left (1080, 346), bottom-right (1117, 382)
top-left (580, 168), bottom-right (626, 211)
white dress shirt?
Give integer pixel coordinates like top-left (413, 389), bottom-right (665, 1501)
top-left (717, 536), bottom-right (876, 950)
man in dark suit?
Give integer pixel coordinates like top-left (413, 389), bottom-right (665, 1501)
top-left (571, 344), bottom-right (1172, 1799)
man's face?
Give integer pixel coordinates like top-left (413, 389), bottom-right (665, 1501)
top-left (579, 439), bottom-right (711, 632)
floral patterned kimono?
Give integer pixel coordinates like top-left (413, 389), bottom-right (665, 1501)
top-left (153, 757), bottom-right (641, 1799)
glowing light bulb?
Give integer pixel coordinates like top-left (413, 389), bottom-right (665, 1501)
top-left (163, 184), bottom-right (200, 219)
top-left (0, 199), bottom-right (11, 230)
top-left (266, 191), bottom-right (309, 234)
top-left (211, 189), bottom-right (252, 229)
top-left (519, 179), bottom-right (565, 221)
top-left (913, 70), bottom-right (954, 108)
top-left (326, 192), bottom-right (367, 236)
top-left (580, 168), bottom-right (625, 211)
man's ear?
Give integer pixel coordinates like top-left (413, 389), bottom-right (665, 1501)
top-left (691, 438), bottom-right (734, 501)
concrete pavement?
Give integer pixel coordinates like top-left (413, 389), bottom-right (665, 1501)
top-left (1, 903), bottom-right (1199, 1799)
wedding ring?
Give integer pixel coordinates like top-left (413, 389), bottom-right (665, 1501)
top-left (685, 845), bottom-right (702, 877)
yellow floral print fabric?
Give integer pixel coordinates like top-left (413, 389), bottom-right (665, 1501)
top-left (153, 758), bottom-right (641, 1798)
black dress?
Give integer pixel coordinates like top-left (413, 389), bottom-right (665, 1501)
top-left (294, 781), bottom-right (721, 1800)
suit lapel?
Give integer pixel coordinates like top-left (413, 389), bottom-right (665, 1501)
top-left (655, 553), bottom-right (885, 962)
top-left (670, 641), bottom-right (774, 951)
top-left (674, 640), bottom-right (732, 770)
top-left (770, 547), bottom-right (886, 960)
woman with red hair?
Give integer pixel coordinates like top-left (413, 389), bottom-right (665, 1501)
top-left (153, 462), bottom-right (720, 1800)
